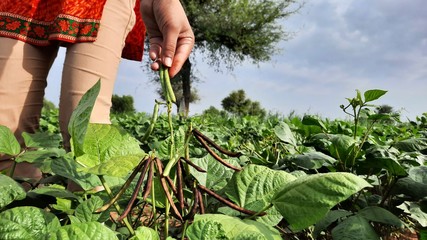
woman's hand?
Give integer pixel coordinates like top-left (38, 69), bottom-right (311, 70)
top-left (141, 0), bottom-right (195, 77)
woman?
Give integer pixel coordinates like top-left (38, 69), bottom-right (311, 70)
top-left (0, 0), bottom-right (195, 182)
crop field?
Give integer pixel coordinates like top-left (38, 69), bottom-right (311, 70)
top-left (1, 76), bottom-right (426, 239)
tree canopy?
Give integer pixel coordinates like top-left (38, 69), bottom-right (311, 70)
top-left (111, 94), bottom-right (136, 114)
top-left (221, 89), bottom-right (266, 117)
top-left (152, 0), bottom-right (300, 115)
top-left (184, 0), bottom-right (299, 68)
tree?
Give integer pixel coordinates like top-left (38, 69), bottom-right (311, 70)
top-left (376, 104), bottom-right (394, 114)
top-left (152, 0), bottom-right (300, 116)
top-left (202, 106), bottom-right (227, 116)
top-left (221, 89), bottom-right (266, 117)
top-left (43, 98), bottom-right (57, 111)
top-left (111, 94), bottom-right (136, 114)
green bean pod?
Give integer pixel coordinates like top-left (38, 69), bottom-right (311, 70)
top-left (163, 68), bottom-right (176, 103)
top-left (163, 155), bottom-right (177, 177)
top-left (159, 65), bottom-right (171, 102)
top-left (141, 101), bottom-right (159, 142)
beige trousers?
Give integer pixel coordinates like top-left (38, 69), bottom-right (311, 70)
top-left (0, 0), bottom-right (137, 179)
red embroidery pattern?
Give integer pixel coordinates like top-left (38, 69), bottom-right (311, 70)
top-left (0, 14), bottom-right (99, 44)
top-left (0, 0), bottom-right (145, 61)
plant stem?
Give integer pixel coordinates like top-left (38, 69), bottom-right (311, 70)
top-left (181, 220), bottom-right (189, 240)
top-left (380, 176), bottom-right (397, 207)
top-left (151, 165), bottom-right (158, 232)
top-left (8, 161), bottom-right (17, 178)
top-left (352, 119), bottom-right (377, 169)
top-left (164, 192), bottom-right (170, 239)
top-left (99, 175), bottom-right (135, 235)
top-left (248, 203), bottom-right (273, 219)
top-left (163, 101), bottom-right (176, 177)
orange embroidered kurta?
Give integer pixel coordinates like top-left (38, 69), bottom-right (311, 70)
top-left (0, 0), bottom-right (145, 61)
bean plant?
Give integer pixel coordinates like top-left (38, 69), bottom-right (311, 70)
top-left (0, 77), bottom-right (426, 239)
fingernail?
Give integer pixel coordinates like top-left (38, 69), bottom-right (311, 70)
top-left (164, 57), bottom-right (172, 67)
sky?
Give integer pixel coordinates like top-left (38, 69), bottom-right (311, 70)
top-left (46, 0), bottom-right (427, 120)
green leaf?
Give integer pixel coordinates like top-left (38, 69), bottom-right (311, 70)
top-left (223, 164), bottom-right (296, 225)
top-left (186, 217), bottom-right (228, 240)
top-left (190, 154), bottom-right (240, 191)
top-left (408, 166), bottom-right (427, 184)
top-left (146, 175), bottom-right (168, 208)
top-left (357, 206), bottom-right (403, 227)
top-left (68, 80), bottom-right (101, 157)
top-left (287, 151), bottom-right (336, 170)
top-left (274, 122), bottom-right (297, 146)
top-left (363, 89), bottom-right (387, 103)
top-left (329, 134), bottom-right (357, 165)
top-left (130, 226), bottom-right (160, 240)
top-left (186, 214), bottom-right (282, 240)
top-left (272, 172), bottom-right (371, 231)
top-left (51, 154), bottom-right (101, 191)
top-left (356, 89), bottom-right (363, 103)
top-left (0, 174), bottom-right (26, 208)
top-left (361, 145), bottom-right (407, 176)
top-left (420, 198), bottom-right (427, 213)
top-left (362, 157), bottom-right (407, 177)
top-left (15, 148), bottom-right (65, 163)
top-left (15, 148), bottom-right (66, 173)
top-left (0, 206), bottom-right (61, 240)
top-left (302, 115), bottom-right (327, 131)
top-left (313, 210), bottom-right (353, 238)
top-left (76, 124), bottom-right (145, 177)
top-left (420, 228), bottom-right (427, 240)
top-left (331, 215), bottom-right (379, 240)
top-left (398, 202), bottom-right (427, 227)
top-left (149, 126), bottom-right (187, 161)
top-left (29, 185), bottom-right (80, 200)
top-left (393, 177), bottom-right (427, 200)
top-left (52, 198), bottom-right (74, 215)
top-left (394, 138), bottom-right (427, 152)
top-left (51, 221), bottom-right (119, 240)
top-left (22, 132), bottom-right (62, 148)
top-left (83, 154), bottom-right (144, 177)
top-left (74, 196), bottom-right (109, 223)
top-left (0, 125), bottom-right (21, 155)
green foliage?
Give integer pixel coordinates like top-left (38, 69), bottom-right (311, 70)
top-left (202, 106), bottom-right (227, 116)
top-left (223, 164), bottom-right (296, 226)
top-left (186, 214), bottom-right (282, 240)
top-left (183, 0), bottom-right (299, 67)
top-left (40, 106), bottom-right (60, 134)
top-left (75, 124), bottom-right (145, 177)
top-left (43, 98), bottom-right (57, 111)
top-left (2, 87), bottom-right (427, 239)
top-left (111, 94), bottom-right (136, 115)
top-left (0, 175), bottom-right (26, 208)
top-left (190, 154), bottom-right (239, 191)
top-left (0, 125), bottom-right (21, 155)
top-left (51, 221), bottom-right (118, 240)
top-left (0, 206), bottom-right (60, 240)
top-left (221, 89), bottom-right (266, 117)
top-left (272, 172), bottom-right (371, 231)
top-left (68, 80), bottom-right (101, 156)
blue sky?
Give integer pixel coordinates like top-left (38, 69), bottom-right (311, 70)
top-left (46, 0), bottom-right (427, 120)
